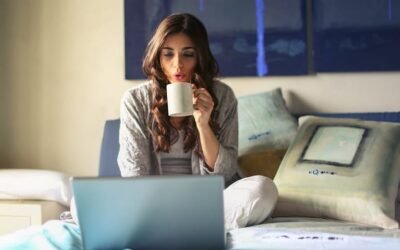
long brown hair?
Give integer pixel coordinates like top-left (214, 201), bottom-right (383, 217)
top-left (142, 13), bottom-right (220, 153)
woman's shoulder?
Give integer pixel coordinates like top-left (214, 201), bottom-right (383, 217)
top-left (213, 80), bottom-right (236, 100)
top-left (121, 81), bottom-right (152, 105)
top-left (124, 81), bottom-right (151, 96)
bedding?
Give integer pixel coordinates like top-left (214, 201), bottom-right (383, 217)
top-left (0, 220), bottom-right (81, 250)
top-left (1, 218), bottom-right (400, 250)
top-left (273, 116), bottom-right (400, 229)
top-left (238, 148), bottom-right (287, 179)
top-left (237, 88), bottom-right (298, 156)
top-left (0, 169), bottom-right (72, 207)
top-left (227, 217), bottom-right (400, 250)
top-left (237, 88), bottom-right (297, 179)
top-left (1, 110), bottom-right (400, 249)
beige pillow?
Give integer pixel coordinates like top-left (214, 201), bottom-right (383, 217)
top-left (273, 116), bottom-right (400, 229)
top-left (238, 149), bottom-right (287, 179)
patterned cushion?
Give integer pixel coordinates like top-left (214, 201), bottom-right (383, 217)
top-left (237, 88), bottom-right (297, 157)
top-left (273, 116), bottom-right (400, 229)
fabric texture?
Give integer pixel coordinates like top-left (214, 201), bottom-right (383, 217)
top-left (224, 175), bottom-right (278, 231)
top-left (273, 116), bottom-right (400, 229)
top-left (117, 80), bottom-right (238, 185)
top-left (159, 130), bottom-right (192, 175)
top-left (0, 220), bottom-right (81, 250)
top-left (0, 169), bottom-right (72, 207)
top-left (238, 149), bottom-right (287, 179)
top-left (237, 88), bottom-right (297, 157)
top-left (227, 217), bottom-right (400, 250)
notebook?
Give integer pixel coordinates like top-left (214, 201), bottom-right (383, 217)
top-left (72, 175), bottom-right (225, 250)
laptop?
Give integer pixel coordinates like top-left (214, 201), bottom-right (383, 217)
top-left (72, 175), bottom-right (225, 250)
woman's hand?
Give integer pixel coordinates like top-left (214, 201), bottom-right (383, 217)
top-left (192, 84), bottom-right (214, 127)
top-left (192, 84), bottom-right (219, 169)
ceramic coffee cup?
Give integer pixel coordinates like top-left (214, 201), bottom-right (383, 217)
top-left (166, 82), bottom-right (194, 117)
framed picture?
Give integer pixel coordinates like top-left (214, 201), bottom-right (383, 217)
top-left (124, 0), bottom-right (309, 79)
top-left (313, 0), bottom-right (400, 72)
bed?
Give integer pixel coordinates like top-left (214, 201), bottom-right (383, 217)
top-left (1, 88), bottom-right (400, 250)
top-left (97, 95), bottom-right (400, 249)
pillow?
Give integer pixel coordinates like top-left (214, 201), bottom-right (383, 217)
top-left (238, 148), bottom-right (287, 179)
top-left (0, 169), bottom-right (72, 207)
top-left (224, 175), bottom-right (278, 231)
top-left (273, 116), bottom-right (400, 229)
top-left (237, 88), bottom-right (297, 157)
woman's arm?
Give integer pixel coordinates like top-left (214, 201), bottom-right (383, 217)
top-left (197, 124), bottom-right (220, 170)
top-left (194, 83), bottom-right (239, 181)
top-left (193, 86), bottom-right (220, 169)
top-left (117, 87), bottom-right (152, 177)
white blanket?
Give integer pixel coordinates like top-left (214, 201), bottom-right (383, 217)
top-left (227, 217), bottom-right (400, 250)
top-left (1, 217), bottom-right (399, 250)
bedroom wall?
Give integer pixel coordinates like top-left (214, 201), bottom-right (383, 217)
top-left (0, 0), bottom-right (399, 176)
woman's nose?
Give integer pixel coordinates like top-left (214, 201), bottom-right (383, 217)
top-left (174, 55), bottom-right (183, 69)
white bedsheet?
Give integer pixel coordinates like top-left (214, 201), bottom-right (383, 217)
top-left (227, 217), bottom-right (400, 250)
top-left (1, 217), bottom-right (399, 250)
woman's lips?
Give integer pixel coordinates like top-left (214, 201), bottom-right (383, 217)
top-left (173, 74), bottom-right (186, 81)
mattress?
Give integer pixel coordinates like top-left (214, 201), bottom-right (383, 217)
top-left (227, 217), bottom-right (400, 250)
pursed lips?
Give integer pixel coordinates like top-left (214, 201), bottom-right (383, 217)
top-left (173, 73), bottom-right (186, 81)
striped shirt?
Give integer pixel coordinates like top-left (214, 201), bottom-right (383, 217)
top-left (160, 130), bottom-right (192, 175)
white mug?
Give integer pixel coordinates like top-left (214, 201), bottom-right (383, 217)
top-left (166, 82), bottom-right (193, 117)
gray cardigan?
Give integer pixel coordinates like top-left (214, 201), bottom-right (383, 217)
top-left (117, 80), bottom-right (238, 185)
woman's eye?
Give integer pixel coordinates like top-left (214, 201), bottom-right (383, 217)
top-left (162, 52), bottom-right (174, 57)
top-left (183, 52), bottom-right (195, 58)
top-left (183, 50), bottom-right (195, 58)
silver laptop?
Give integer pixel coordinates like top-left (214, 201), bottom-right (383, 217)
top-left (72, 175), bottom-right (225, 250)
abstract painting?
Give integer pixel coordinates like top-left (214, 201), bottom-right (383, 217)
top-left (313, 0), bottom-right (400, 72)
top-left (124, 0), bottom-right (308, 79)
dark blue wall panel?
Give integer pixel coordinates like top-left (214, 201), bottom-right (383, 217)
top-left (313, 0), bottom-right (400, 72)
top-left (124, 0), bottom-right (308, 79)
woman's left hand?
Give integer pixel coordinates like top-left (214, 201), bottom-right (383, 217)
top-left (192, 84), bottom-right (214, 127)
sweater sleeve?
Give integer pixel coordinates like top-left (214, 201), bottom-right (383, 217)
top-left (199, 83), bottom-right (239, 183)
top-left (117, 88), bottom-right (152, 177)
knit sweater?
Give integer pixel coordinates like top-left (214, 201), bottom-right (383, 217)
top-left (117, 80), bottom-right (238, 185)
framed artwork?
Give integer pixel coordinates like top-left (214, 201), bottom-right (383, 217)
top-left (125, 0), bottom-right (400, 78)
top-left (124, 0), bottom-right (309, 79)
top-left (313, 0), bottom-right (400, 72)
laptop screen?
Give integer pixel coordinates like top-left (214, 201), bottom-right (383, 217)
top-left (72, 175), bottom-right (225, 250)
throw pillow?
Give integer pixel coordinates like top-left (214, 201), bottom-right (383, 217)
top-left (273, 116), bottom-right (400, 229)
top-left (0, 169), bottom-right (72, 207)
top-left (237, 88), bottom-right (297, 157)
top-left (238, 148), bottom-right (287, 179)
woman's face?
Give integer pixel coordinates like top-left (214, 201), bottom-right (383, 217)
top-left (160, 33), bottom-right (197, 83)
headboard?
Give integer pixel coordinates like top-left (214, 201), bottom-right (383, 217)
top-left (99, 119), bottom-right (121, 177)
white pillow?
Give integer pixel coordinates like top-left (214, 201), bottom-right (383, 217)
top-left (224, 175), bottom-right (278, 231)
top-left (0, 169), bottom-right (72, 207)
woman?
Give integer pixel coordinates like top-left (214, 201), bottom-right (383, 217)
top-left (118, 13), bottom-right (238, 185)
top-left (117, 13), bottom-right (277, 230)
top-left (0, 14), bottom-right (275, 249)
